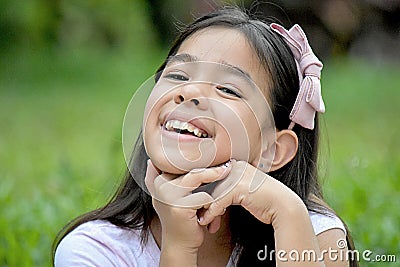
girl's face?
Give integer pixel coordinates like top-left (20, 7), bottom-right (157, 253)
top-left (143, 27), bottom-right (275, 174)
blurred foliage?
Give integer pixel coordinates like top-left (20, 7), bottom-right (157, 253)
top-left (321, 59), bottom-right (400, 264)
top-left (2, 0), bottom-right (399, 61)
top-left (0, 0), bottom-right (157, 52)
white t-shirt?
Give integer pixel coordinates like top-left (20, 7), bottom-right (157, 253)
top-left (55, 211), bottom-right (345, 267)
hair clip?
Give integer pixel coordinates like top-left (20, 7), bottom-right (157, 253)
top-left (270, 23), bottom-right (325, 130)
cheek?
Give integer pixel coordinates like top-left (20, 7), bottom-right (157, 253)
top-left (213, 106), bottom-right (258, 162)
top-left (237, 114), bottom-right (262, 161)
top-left (212, 126), bottom-right (232, 163)
top-left (143, 83), bottom-right (176, 135)
top-left (143, 104), bottom-right (160, 151)
top-left (143, 89), bottom-right (167, 163)
top-left (143, 84), bottom-right (167, 124)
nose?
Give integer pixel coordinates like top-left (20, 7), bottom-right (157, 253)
top-left (173, 83), bottom-right (209, 110)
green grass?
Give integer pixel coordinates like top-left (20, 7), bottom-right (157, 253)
top-left (321, 59), bottom-right (400, 265)
top-left (0, 49), bottom-right (399, 266)
top-left (0, 47), bottom-right (165, 266)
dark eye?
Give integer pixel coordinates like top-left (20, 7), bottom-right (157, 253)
top-left (216, 85), bottom-right (242, 98)
top-left (164, 73), bottom-right (189, 81)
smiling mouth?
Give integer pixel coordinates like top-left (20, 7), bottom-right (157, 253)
top-left (164, 119), bottom-right (209, 138)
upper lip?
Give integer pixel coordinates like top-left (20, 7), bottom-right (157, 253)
top-left (161, 112), bottom-right (212, 137)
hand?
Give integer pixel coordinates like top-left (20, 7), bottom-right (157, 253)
top-left (199, 160), bottom-right (306, 228)
top-left (197, 161), bottom-right (324, 267)
top-left (144, 160), bottom-right (232, 251)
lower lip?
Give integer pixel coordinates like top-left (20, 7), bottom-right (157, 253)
top-left (161, 126), bottom-right (210, 142)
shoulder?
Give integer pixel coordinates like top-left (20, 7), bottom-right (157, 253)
top-left (307, 195), bottom-right (347, 236)
top-left (308, 210), bottom-right (350, 266)
top-left (54, 220), bottom-right (160, 267)
top-left (308, 210), bottom-right (346, 236)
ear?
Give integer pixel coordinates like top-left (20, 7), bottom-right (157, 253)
top-left (261, 129), bottom-right (298, 172)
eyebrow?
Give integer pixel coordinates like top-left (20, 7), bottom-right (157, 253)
top-left (167, 53), bottom-right (254, 82)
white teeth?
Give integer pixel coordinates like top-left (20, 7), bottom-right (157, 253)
top-left (180, 121), bottom-right (186, 130)
top-left (172, 120), bottom-right (180, 129)
top-left (164, 119), bottom-right (208, 138)
top-left (165, 121), bottom-right (173, 130)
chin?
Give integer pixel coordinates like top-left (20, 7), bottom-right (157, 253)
top-left (150, 153), bottom-right (226, 175)
top-left (148, 154), bottom-right (190, 175)
top-left (156, 161), bottom-right (188, 175)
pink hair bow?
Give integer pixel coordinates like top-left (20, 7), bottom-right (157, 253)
top-left (270, 23), bottom-right (325, 130)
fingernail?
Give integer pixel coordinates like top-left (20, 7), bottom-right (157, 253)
top-left (197, 216), bottom-right (204, 223)
top-left (222, 160), bottom-right (231, 168)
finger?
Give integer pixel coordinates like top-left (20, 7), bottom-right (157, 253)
top-left (179, 161), bottom-right (233, 189)
top-left (208, 159), bottom-right (242, 197)
top-left (152, 175), bottom-right (190, 203)
top-left (198, 197), bottom-right (233, 225)
top-left (207, 215), bottom-right (221, 234)
top-left (174, 191), bottom-right (214, 208)
top-left (154, 173), bottom-right (172, 189)
top-left (155, 174), bottom-right (196, 202)
top-left (156, 163), bottom-right (231, 198)
top-left (154, 161), bottom-right (232, 192)
top-left (209, 173), bottom-right (241, 199)
top-left (152, 162), bottom-right (234, 205)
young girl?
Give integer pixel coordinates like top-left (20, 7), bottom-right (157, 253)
top-left (54, 6), bottom-right (358, 267)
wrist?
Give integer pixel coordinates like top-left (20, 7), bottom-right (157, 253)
top-left (160, 242), bottom-right (198, 266)
top-left (272, 196), bottom-right (309, 229)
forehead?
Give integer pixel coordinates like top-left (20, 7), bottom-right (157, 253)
top-left (176, 27), bottom-right (268, 91)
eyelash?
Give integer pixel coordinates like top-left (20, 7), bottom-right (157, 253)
top-left (164, 73), bottom-right (242, 98)
top-left (164, 73), bottom-right (189, 81)
top-left (216, 85), bottom-right (242, 98)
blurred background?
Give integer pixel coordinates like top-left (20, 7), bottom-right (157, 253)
top-left (0, 0), bottom-right (399, 266)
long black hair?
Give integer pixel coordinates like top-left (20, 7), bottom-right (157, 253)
top-left (53, 6), bottom-right (358, 267)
